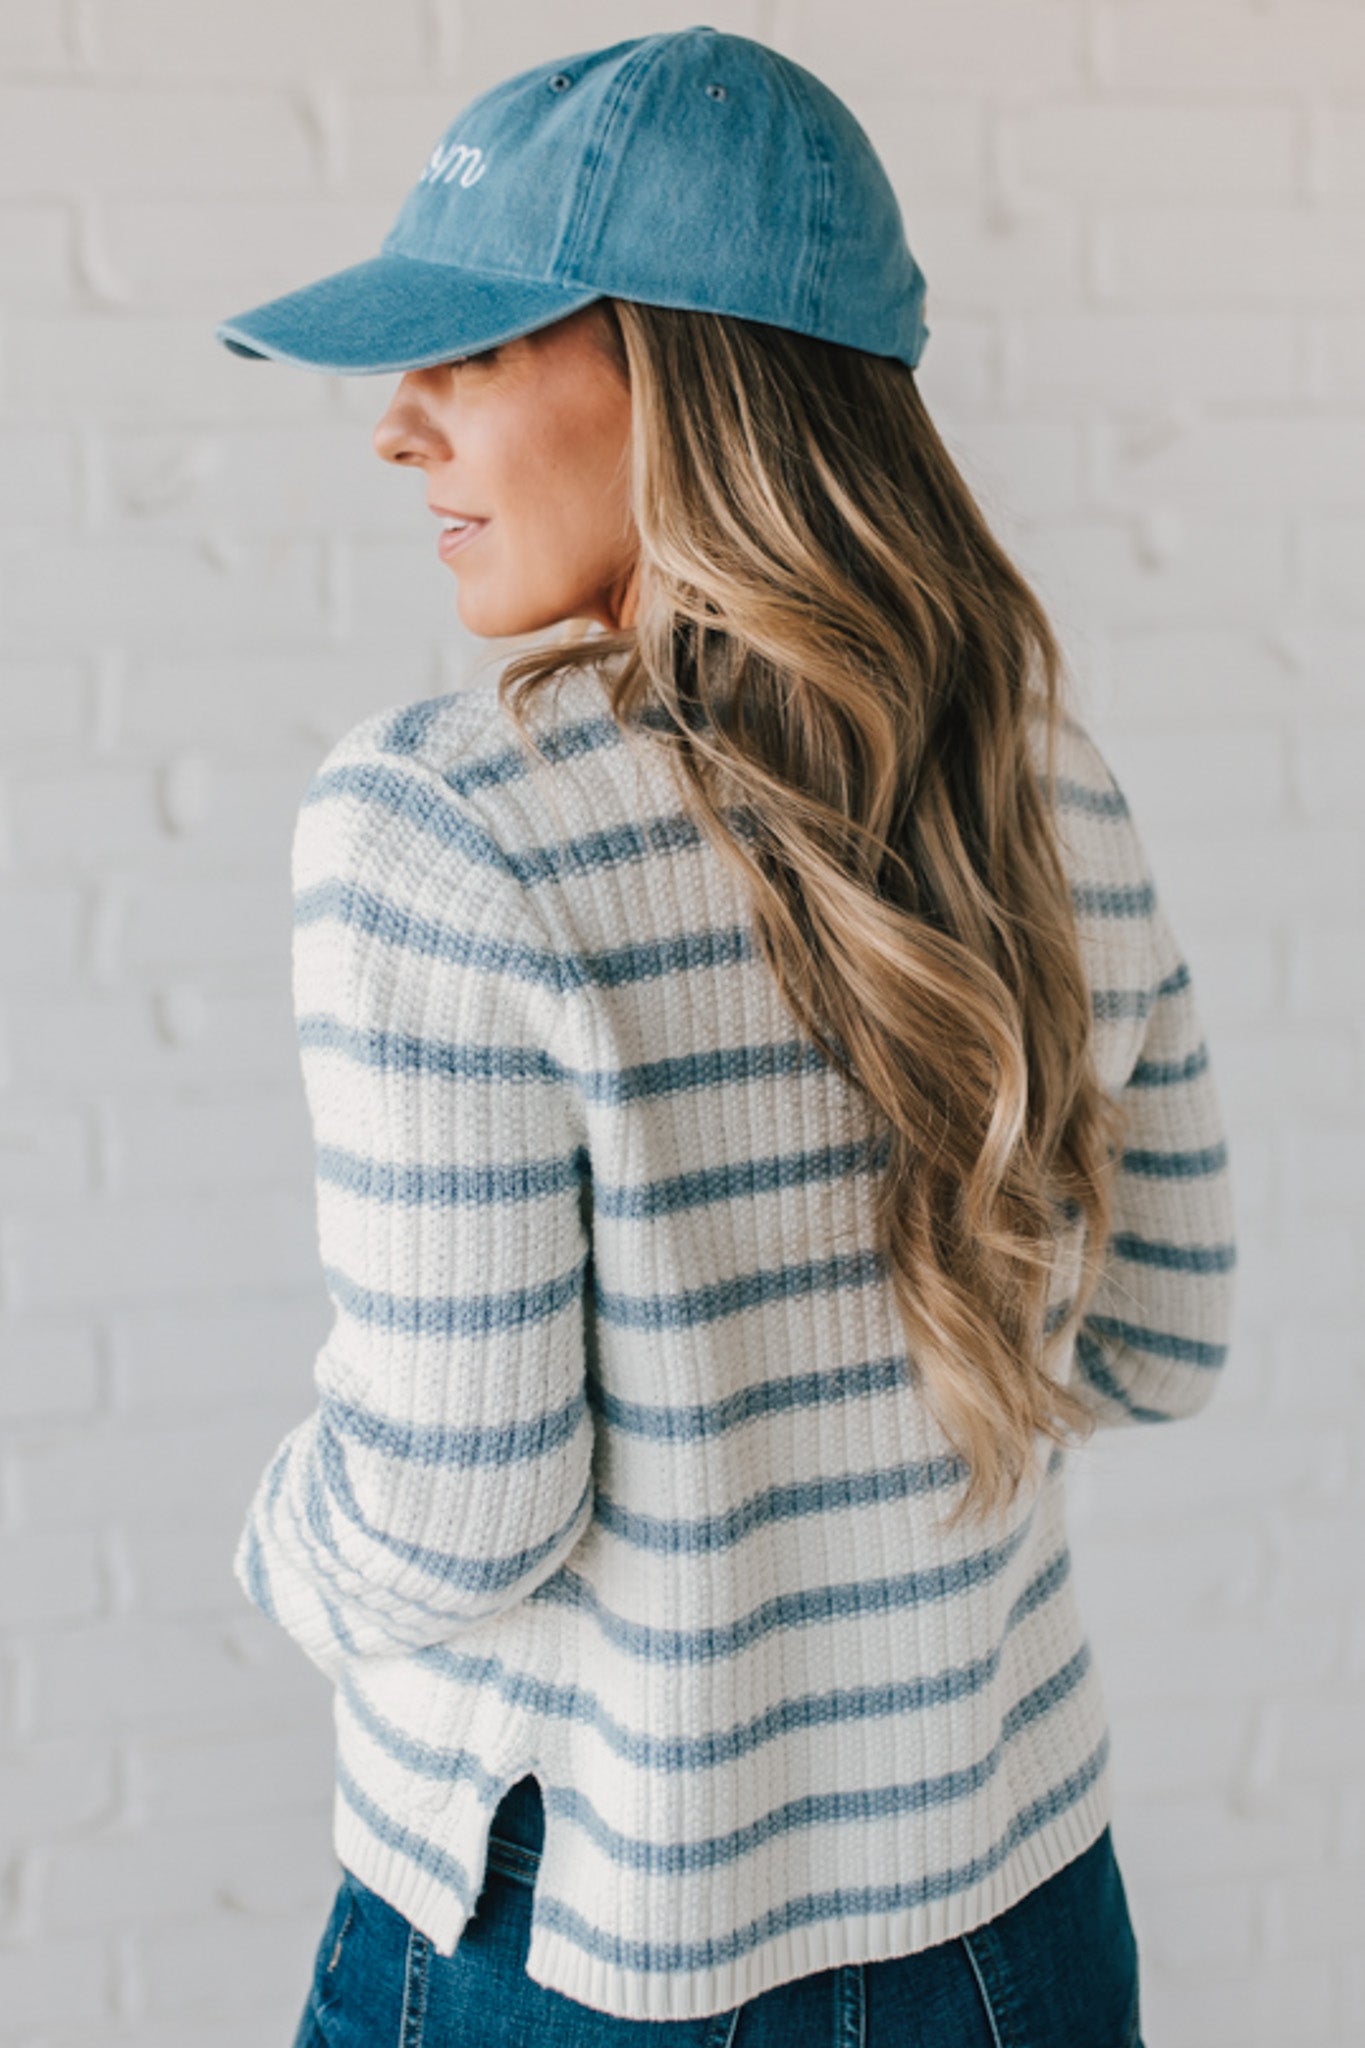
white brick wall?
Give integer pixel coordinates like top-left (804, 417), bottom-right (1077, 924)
top-left (1, 3), bottom-right (1361, 2043)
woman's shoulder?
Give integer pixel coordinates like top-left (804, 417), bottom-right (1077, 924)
top-left (305, 678), bottom-right (504, 785)
top-left (325, 666), bottom-right (616, 780)
top-left (1027, 707), bottom-right (1156, 889)
top-left (1025, 703), bottom-right (1122, 805)
top-left (291, 666), bottom-right (647, 919)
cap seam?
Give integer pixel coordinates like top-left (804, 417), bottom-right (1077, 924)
top-left (756, 45), bottom-right (829, 334)
top-left (557, 35), bottom-right (672, 280)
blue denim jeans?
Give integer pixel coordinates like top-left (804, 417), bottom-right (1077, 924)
top-left (292, 1774), bottom-right (1144, 2046)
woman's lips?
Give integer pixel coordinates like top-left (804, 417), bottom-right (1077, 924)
top-left (438, 519), bottom-right (489, 561)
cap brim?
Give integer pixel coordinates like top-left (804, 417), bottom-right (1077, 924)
top-left (214, 252), bottom-right (605, 374)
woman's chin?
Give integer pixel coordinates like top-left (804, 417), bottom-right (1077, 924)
top-left (453, 588), bottom-right (512, 639)
top-left (456, 587), bottom-right (574, 642)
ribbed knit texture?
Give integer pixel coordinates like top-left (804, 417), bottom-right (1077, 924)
top-left (233, 664), bottom-right (1237, 2021)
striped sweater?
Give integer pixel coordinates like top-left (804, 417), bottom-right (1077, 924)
top-left (234, 662), bottom-right (1237, 2022)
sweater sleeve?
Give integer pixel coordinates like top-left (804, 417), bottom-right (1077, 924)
top-left (232, 736), bottom-right (596, 1684)
top-left (1070, 876), bottom-right (1239, 1429)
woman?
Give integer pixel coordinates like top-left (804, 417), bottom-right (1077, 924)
top-left (215, 27), bottom-right (1235, 2048)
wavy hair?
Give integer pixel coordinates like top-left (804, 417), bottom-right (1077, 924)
top-left (493, 297), bottom-right (1129, 1534)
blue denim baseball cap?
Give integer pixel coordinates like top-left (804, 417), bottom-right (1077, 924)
top-left (214, 24), bottom-right (929, 375)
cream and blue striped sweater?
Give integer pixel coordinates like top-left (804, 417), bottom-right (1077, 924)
top-left (234, 662), bottom-right (1237, 2021)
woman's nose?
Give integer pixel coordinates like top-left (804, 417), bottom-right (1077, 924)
top-left (372, 373), bottom-right (441, 466)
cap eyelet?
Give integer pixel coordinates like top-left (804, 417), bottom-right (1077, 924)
top-left (548, 73), bottom-right (572, 91)
top-left (704, 81), bottom-right (727, 100)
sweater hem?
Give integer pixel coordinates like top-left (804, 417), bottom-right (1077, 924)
top-left (522, 1761), bottom-right (1116, 2021)
top-left (332, 1741), bottom-right (1116, 2023)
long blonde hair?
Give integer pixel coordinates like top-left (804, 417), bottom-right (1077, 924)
top-left (495, 298), bottom-right (1128, 1534)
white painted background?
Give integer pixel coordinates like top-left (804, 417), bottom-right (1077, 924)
top-left (2, 3), bottom-right (1362, 2043)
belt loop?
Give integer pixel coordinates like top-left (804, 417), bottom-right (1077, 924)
top-left (835, 1960), bottom-right (865, 2048)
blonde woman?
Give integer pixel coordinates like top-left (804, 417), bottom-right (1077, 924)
top-left (216, 27), bottom-right (1235, 2048)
